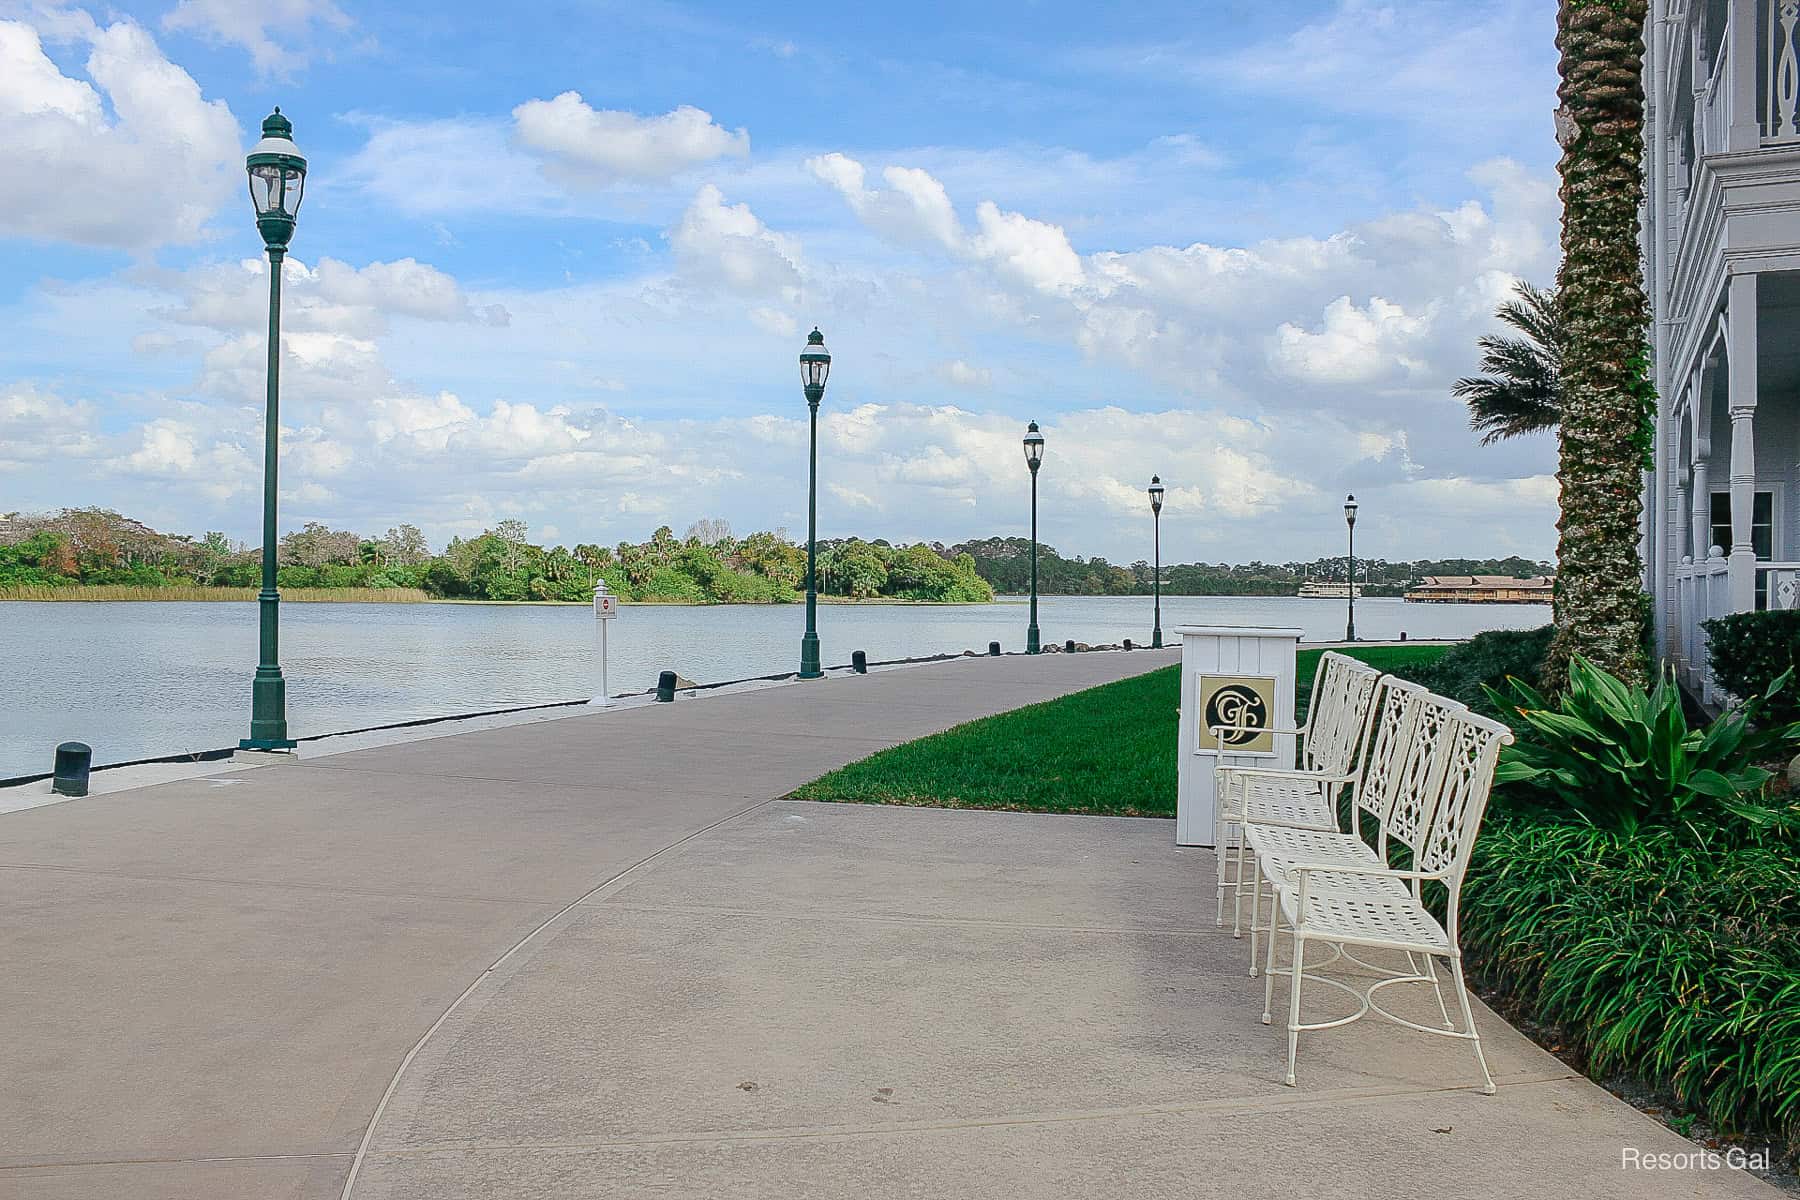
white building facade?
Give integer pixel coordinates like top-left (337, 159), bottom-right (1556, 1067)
top-left (1644, 0), bottom-right (1800, 701)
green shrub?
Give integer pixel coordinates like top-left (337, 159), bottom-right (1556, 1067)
top-left (1397, 624), bottom-right (1553, 716)
top-left (1462, 817), bottom-right (1800, 1148)
top-left (1488, 656), bottom-right (1798, 834)
top-left (638, 565), bottom-right (706, 603)
top-left (1705, 609), bottom-right (1800, 726)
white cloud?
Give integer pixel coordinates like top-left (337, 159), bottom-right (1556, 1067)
top-left (0, 15), bottom-right (239, 250)
top-left (512, 94), bottom-right (748, 185)
top-left (162, 0), bottom-right (352, 76)
top-left (970, 201), bottom-right (1084, 295)
top-left (0, 385), bottom-right (100, 470)
top-left (939, 360), bottom-right (992, 389)
top-left (1270, 295), bottom-right (1434, 385)
top-left (342, 116), bottom-right (561, 218)
top-left (157, 256), bottom-right (510, 338)
top-left (669, 184), bottom-right (803, 300)
top-left (808, 152), bottom-right (1083, 293)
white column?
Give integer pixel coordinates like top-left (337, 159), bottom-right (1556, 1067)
top-left (1727, 272), bottom-right (1759, 610)
top-left (1692, 416), bottom-right (1713, 560)
top-left (1651, 408), bottom-right (1671, 651)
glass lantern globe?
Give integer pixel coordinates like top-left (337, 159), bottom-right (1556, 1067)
top-left (247, 108), bottom-right (306, 248)
top-left (1022, 420), bottom-right (1045, 472)
top-left (800, 328), bottom-right (831, 403)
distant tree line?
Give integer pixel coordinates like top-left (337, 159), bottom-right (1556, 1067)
top-left (0, 509), bottom-right (992, 604)
top-left (945, 536), bottom-right (1551, 598)
top-left (0, 508), bottom-right (1547, 603)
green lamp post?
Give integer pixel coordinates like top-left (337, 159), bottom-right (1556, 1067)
top-left (798, 328), bottom-right (831, 679)
top-left (1343, 494), bottom-right (1359, 643)
top-left (1022, 420), bottom-right (1045, 654)
top-left (240, 108), bottom-right (306, 750)
top-left (1148, 475), bottom-right (1165, 649)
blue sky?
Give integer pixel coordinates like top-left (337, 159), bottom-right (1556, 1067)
top-left (0, 0), bottom-right (1562, 563)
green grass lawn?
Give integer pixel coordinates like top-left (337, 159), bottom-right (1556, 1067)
top-left (793, 644), bottom-right (1450, 818)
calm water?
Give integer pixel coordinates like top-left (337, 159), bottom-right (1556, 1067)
top-left (0, 595), bottom-right (1547, 779)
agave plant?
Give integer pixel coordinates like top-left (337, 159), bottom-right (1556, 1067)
top-left (1487, 656), bottom-right (1800, 834)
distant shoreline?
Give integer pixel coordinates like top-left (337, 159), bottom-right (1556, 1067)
top-left (0, 586), bottom-right (1548, 608)
top-left (0, 586), bottom-right (993, 607)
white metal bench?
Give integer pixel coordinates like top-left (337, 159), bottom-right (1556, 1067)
top-left (1248, 705), bottom-right (1513, 1094)
top-left (1236, 678), bottom-right (1437, 977)
top-left (1211, 652), bottom-right (1383, 934)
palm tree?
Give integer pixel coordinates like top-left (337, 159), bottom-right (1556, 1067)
top-left (1455, 282), bottom-right (1563, 443)
top-left (1544, 0), bottom-right (1652, 688)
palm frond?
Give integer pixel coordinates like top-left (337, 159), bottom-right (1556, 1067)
top-left (1457, 280), bottom-right (1563, 443)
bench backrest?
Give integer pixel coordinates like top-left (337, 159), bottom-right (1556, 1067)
top-left (1301, 652), bottom-right (1383, 776)
top-left (1350, 677), bottom-right (1429, 836)
top-left (1376, 689), bottom-right (1467, 862)
top-left (1416, 709), bottom-right (1515, 886)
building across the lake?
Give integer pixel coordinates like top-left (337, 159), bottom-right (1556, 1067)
top-left (1641, 0), bottom-right (1800, 703)
top-left (1404, 576), bottom-right (1554, 604)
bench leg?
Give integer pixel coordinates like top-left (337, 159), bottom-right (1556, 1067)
top-left (1261, 901), bottom-right (1281, 1024)
top-left (1247, 858), bottom-right (1262, 976)
top-left (1215, 814), bottom-right (1235, 928)
top-left (1230, 827), bottom-right (1249, 938)
top-left (1449, 953), bottom-right (1497, 1095)
top-left (1284, 931), bottom-right (1306, 1087)
top-left (1416, 951), bottom-right (1454, 1031)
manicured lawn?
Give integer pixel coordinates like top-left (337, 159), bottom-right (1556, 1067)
top-left (793, 644), bottom-right (1449, 818)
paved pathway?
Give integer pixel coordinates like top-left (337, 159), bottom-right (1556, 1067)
top-left (0, 650), bottom-right (1777, 1198)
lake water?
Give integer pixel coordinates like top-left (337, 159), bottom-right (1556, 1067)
top-left (0, 595), bottom-right (1549, 779)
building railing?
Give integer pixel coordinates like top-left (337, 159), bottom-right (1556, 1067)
top-left (1758, 561), bottom-right (1800, 608)
top-left (1674, 554), bottom-right (1732, 703)
top-left (1676, 559), bottom-right (1799, 705)
top-left (1770, 1), bottom-right (1800, 142)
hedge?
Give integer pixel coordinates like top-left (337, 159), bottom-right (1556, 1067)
top-left (1461, 817), bottom-right (1800, 1151)
top-left (1705, 610), bottom-right (1800, 725)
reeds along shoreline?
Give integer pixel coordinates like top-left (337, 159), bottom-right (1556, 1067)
top-left (0, 585), bottom-right (431, 603)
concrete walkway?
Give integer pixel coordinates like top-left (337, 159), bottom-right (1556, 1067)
top-left (0, 650), bottom-right (1776, 1199)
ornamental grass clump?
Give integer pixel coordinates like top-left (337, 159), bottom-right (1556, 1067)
top-left (1462, 819), bottom-right (1800, 1148)
top-left (1486, 656), bottom-right (1799, 834)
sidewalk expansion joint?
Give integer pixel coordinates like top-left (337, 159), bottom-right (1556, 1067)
top-left (336, 795), bottom-right (780, 1200)
top-left (367, 1072), bottom-right (1580, 1159)
top-left (585, 899), bottom-right (1233, 939)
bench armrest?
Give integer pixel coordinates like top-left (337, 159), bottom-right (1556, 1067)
top-left (1289, 862), bottom-right (1447, 882)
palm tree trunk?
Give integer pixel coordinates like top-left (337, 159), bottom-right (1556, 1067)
top-left (1545, 0), bottom-right (1652, 688)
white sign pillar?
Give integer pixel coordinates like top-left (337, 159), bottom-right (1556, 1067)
top-left (591, 580), bottom-right (619, 706)
top-left (1174, 625), bottom-right (1302, 847)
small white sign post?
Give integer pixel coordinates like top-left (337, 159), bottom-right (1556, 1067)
top-left (1174, 625), bottom-right (1302, 847)
top-left (591, 580), bottom-right (618, 706)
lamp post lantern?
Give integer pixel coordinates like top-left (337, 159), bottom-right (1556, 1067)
top-left (1022, 421), bottom-right (1045, 654)
top-left (1148, 475), bottom-right (1165, 649)
top-left (1343, 494), bottom-right (1359, 643)
top-left (240, 108), bottom-right (306, 751)
top-left (798, 328), bottom-right (831, 679)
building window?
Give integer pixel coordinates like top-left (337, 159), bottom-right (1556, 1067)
top-left (1709, 492), bottom-right (1773, 560)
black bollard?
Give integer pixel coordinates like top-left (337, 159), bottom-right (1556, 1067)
top-left (852, 650), bottom-right (868, 674)
top-left (656, 671), bottom-right (677, 702)
top-left (1123, 638), bottom-right (1134, 651)
top-left (988, 641), bottom-right (1001, 656)
top-left (1399, 631), bottom-right (1408, 642)
top-left (53, 741), bottom-right (91, 798)
top-left (1065, 639), bottom-right (1076, 653)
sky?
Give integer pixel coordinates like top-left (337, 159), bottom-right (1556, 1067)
top-left (0, 0), bottom-right (1564, 566)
